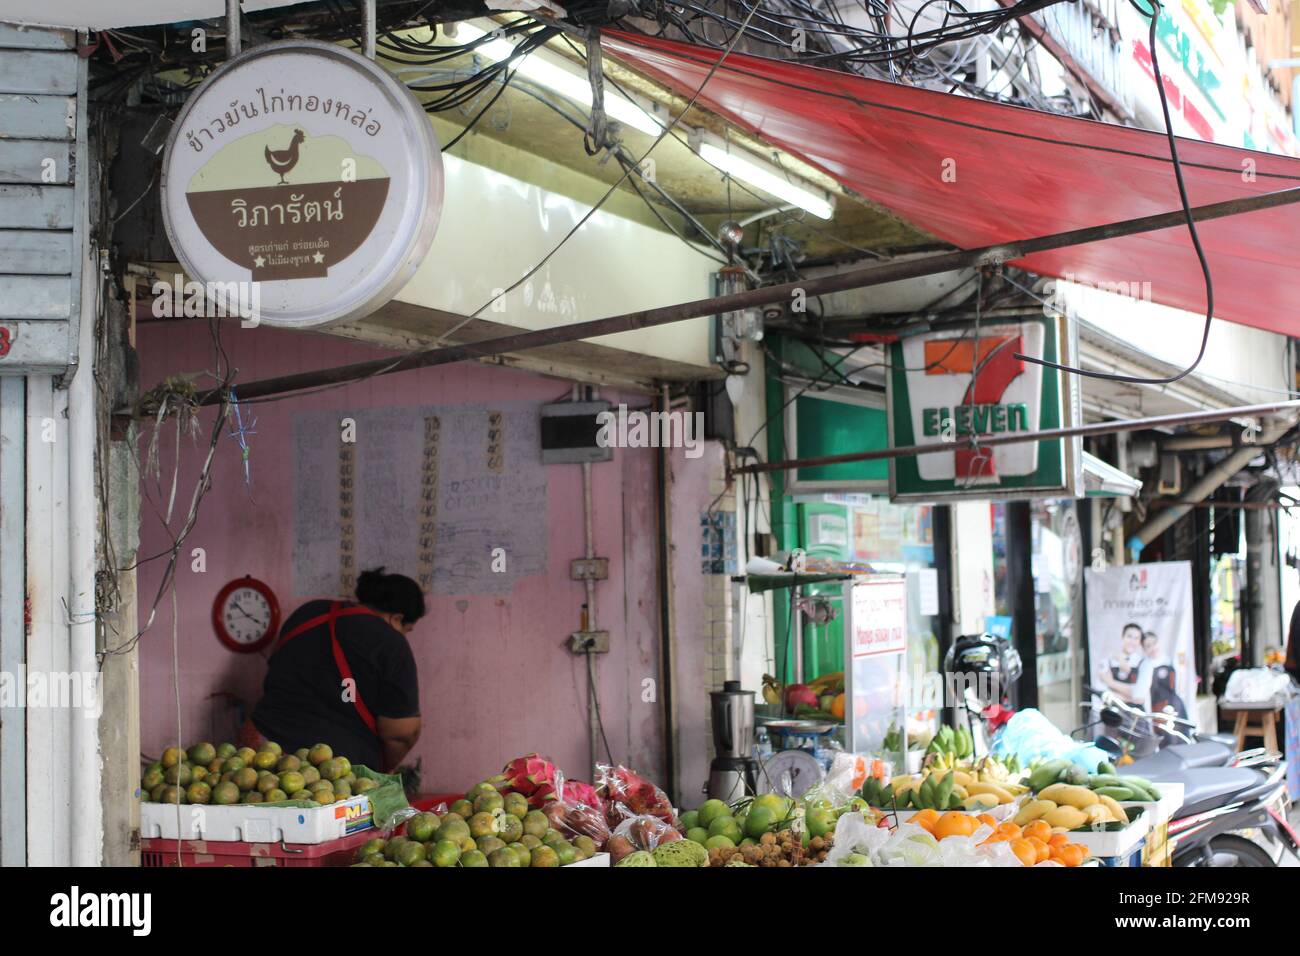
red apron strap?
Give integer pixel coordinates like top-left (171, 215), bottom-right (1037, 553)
top-left (327, 602), bottom-right (380, 736)
top-left (278, 602), bottom-right (383, 737)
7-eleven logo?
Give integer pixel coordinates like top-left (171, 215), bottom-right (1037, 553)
top-left (921, 335), bottom-right (1031, 483)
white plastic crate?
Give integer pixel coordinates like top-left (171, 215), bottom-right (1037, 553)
top-left (1067, 808), bottom-right (1150, 860)
top-left (140, 794), bottom-right (374, 844)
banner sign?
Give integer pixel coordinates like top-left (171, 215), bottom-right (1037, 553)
top-left (887, 313), bottom-right (1082, 501)
top-left (162, 40), bottom-right (443, 328)
top-left (1084, 561), bottom-right (1198, 731)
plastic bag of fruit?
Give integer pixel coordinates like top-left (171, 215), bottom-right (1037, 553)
top-left (605, 813), bottom-right (684, 862)
top-left (820, 810), bottom-right (890, 866)
top-left (596, 763), bottom-right (678, 828)
top-left (541, 768), bottom-right (611, 848)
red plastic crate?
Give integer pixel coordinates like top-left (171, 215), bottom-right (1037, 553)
top-left (410, 792), bottom-right (464, 814)
top-left (141, 827), bottom-right (378, 867)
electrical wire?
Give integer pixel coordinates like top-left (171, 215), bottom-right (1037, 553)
top-left (429, 1), bottom-right (765, 349)
top-left (1013, 0), bottom-right (1215, 386)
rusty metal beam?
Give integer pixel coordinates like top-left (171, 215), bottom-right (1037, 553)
top-left (176, 184), bottom-right (1300, 410)
top-left (730, 400), bottom-right (1300, 476)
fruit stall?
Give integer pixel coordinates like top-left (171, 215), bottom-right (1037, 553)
top-left (139, 720), bottom-right (1168, 868)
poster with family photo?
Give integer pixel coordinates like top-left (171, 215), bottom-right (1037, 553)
top-left (1083, 561), bottom-right (1197, 731)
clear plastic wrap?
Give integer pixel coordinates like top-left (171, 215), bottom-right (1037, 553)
top-left (596, 763), bottom-right (678, 828)
top-left (541, 768), bottom-right (612, 848)
top-left (610, 813), bottom-right (685, 858)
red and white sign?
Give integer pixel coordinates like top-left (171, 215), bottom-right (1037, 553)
top-left (851, 577), bottom-right (907, 658)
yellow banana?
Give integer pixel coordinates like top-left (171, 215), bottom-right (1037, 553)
top-left (1097, 794), bottom-right (1127, 823)
top-left (964, 794), bottom-right (1000, 811)
top-left (891, 774), bottom-right (917, 794)
top-left (1013, 799), bottom-right (1057, 826)
top-left (967, 782), bottom-right (1014, 804)
top-left (1043, 805), bottom-right (1089, 830)
top-left (952, 785), bottom-right (969, 800)
top-left (953, 771), bottom-right (975, 789)
top-left (1039, 783), bottom-right (1099, 809)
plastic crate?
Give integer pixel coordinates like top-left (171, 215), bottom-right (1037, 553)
top-left (140, 794), bottom-right (374, 844)
top-left (410, 793), bottom-right (465, 814)
top-left (141, 828), bottom-right (378, 868)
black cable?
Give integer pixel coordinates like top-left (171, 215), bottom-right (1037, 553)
top-left (1013, 0), bottom-right (1216, 386)
top-left (441, 64), bottom-right (518, 152)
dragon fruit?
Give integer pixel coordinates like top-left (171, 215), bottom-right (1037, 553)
top-left (499, 753), bottom-right (561, 808)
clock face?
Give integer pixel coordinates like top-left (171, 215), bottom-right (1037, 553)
top-left (220, 585), bottom-right (274, 645)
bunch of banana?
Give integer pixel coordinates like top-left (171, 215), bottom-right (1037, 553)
top-left (1013, 783), bottom-right (1130, 830)
top-left (925, 725), bottom-right (972, 761)
top-left (882, 723), bottom-right (905, 755)
top-left (971, 755), bottom-right (1026, 786)
top-left (891, 770), bottom-right (965, 811)
top-left (1083, 764), bottom-right (1162, 802)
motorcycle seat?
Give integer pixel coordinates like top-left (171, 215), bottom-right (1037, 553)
top-left (1165, 739), bottom-right (1236, 768)
top-left (1174, 767), bottom-right (1262, 818)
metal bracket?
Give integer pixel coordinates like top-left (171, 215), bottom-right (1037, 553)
top-left (568, 631), bottom-right (609, 653)
top-left (570, 557), bottom-right (609, 581)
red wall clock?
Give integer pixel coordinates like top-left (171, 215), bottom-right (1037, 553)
top-left (212, 576), bottom-right (281, 653)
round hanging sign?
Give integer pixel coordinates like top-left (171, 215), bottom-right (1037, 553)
top-left (161, 40), bottom-right (443, 328)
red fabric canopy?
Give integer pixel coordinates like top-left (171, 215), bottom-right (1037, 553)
top-left (603, 32), bottom-right (1300, 338)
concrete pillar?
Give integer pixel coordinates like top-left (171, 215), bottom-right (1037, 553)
top-left (1245, 504), bottom-right (1283, 666)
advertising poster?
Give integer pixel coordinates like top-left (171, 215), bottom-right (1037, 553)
top-left (1084, 561), bottom-right (1198, 730)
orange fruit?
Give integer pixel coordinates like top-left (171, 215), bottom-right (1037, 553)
top-left (1051, 844), bottom-right (1087, 867)
top-left (934, 811), bottom-right (976, 840)
top-left (1023, 820), bottom-right (1052, 843)
top-left (980, 832), bottom-right (1009, 845)
top-left (996, 822), bottom-right (1022, 839)
top-left (1026, 836), bottom-right (1051, 863)
top-left (912, 808), bottom-right (940, 833)
top-left (1047, 833), bottom-right (1070, 848)
top-left (976, 813), bottom-right (998, 829)
top-left (1009, 838), bottom-right (1038, 867)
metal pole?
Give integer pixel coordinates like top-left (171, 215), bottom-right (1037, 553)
top-left (732, 400), bottom-right (1300, 476)
top-left (184, 185), bottom-right (1300, 409)
top-left (363, 0), bottom-right (376, 59)
top-left (227, 0), bottom-right (241, 57)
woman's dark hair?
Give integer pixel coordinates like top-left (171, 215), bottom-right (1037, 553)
top-left (356, 568), bottom-right (425, 624)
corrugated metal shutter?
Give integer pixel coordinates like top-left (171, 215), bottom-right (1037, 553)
top-left (0, 22), bottom-right (85, 375)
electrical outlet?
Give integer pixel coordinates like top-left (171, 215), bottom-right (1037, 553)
top-left (569, 558), bottom-right (609, 581)
top-left (568, 631), bottom-right (609, 654)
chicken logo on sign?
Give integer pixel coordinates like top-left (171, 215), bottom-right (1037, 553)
top-left (184, 122), bottom-right (391, 282)
top-left (161, 40), bottom-right (443, 328)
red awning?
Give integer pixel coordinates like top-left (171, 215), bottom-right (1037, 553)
top-left (603, 32), bottom-right (1300, 338)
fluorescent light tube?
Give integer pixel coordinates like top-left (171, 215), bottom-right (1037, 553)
top-left (457, 23), bottom-right (663, 136)
top-left (699, 142), bottom-right (835, 220)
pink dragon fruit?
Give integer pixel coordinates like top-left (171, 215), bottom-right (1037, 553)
top-left (500, 753), bottom-right (559, 806)
top-left (563, 780), bottom-right (603, 812)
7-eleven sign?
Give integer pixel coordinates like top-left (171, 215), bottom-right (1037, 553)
top-left (887, 315), bottom-right (1081, 500)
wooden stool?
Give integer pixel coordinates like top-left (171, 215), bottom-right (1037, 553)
top-left (1221, 703), bottom-right (1282, 754)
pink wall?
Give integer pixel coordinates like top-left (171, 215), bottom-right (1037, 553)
top-left (135, 320), bottom-right (664, 792)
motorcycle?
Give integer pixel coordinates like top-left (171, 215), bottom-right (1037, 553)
top-left (1075, 689), bottom-right (1298, 867)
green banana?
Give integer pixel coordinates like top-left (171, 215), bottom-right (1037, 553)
top-left (935, 770), bottom-right (955, 809)
top-left (919, 774), bottom-right (937, 810)
top-left (1095, 786), bottom-right (1137, 801)
top-left (1097, 760), bottom-right (1117, 775)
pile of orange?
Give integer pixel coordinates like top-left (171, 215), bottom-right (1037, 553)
top-left (909, 810), bottom-right (1091, 867)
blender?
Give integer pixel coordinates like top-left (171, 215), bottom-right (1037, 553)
top-left (707, 681), bottom-right (759, 801)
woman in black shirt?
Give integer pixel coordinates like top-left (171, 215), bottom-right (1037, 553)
top-left (243, 569), bottom-right (424, 771)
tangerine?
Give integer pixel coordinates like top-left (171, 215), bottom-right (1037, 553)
top-left (1009, 837), bottom-right (1038, 867)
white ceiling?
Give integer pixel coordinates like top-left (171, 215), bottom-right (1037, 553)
top-left (0, 0), bottom-right (314, 30)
